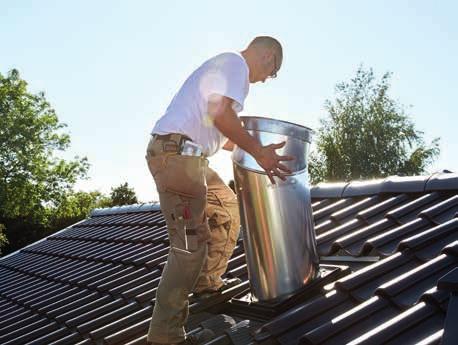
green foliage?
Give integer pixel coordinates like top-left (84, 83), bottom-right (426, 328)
top-left (0, 69), bottom-right (90, 255)
top-left (309, 66), bottom-right (440, 184)
top-left (0, 69), bottom-right (89, 223)
top-left (0, 70), bottom-right (143, 257)
top-left (110, 182), bottom-right (138, 206)
top-left (47, 191), bottom-right (112, 231)
top-left (0, 224), bottom-right (8, 254)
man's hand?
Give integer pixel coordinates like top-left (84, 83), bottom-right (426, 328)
top-left (222, 139), bottom-right (235, 151)
top-left (255, 142), bottom-right (294, 184)
top-left (210, 94), bottom-right (294, 184)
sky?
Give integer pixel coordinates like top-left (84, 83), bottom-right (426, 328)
top-left (1, 0), bottom-right (457, 202)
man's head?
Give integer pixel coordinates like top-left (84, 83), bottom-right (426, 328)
top-left (241, 36), bottom-right (283, 83)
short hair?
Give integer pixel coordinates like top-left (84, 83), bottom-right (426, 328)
top-left (248, 36), bottom-right (283, 60)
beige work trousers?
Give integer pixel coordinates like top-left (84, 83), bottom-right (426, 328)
top-left (145, 137), bottom-right (240, 344)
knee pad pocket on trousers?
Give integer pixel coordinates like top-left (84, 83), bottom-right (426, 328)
top-left (196, 222), bottom-right (211, 243)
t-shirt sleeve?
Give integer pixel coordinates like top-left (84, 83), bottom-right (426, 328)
top-left (203, 54), bottom-right (248, 113)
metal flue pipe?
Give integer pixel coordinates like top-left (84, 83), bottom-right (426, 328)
top-left (232, 116), bottom-right (319, 301)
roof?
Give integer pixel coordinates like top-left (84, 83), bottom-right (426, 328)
top-left (0, 172), bottom-right (457, 345)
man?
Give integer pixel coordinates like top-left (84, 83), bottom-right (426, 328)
top-left (145, 36), bottom-right (292, 345)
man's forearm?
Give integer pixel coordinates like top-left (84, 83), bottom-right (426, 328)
top-left (213, 109), bottom-right (262, 158)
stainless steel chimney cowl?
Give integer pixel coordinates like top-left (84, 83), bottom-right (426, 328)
top-left (232, 116), bottom-right (319, 301)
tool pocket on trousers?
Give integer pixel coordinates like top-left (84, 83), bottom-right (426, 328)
top-left (207, 204), bottom-right (232, 230)
top-left (224, 201), bottom-right (241, 249)
top-left (164, 155), bottom-right (207, 198)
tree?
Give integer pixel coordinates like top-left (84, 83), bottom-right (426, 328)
top-left (0, 69), bottom-right (89, 252)
top-left (309, 66), bottom-right (440, 184)
top-left (47, 191), bottom-right (112, 231)
top-left (110, 182), bottom-right (138, 206)
top-left (0, 224), bottom-right (8, 255)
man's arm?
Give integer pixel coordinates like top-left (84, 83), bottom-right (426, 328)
top-left (209, 95), bottom-right (293, 183)
top-left (222, 139), bottom-right (235, 151)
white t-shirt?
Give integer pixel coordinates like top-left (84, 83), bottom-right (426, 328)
top-left (152, 52), bottom-right (250, 156)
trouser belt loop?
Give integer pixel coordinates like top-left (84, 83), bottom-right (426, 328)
top-left (152, 133), bottom-right (205, 157)
top-left (152, 133), bottom-right (184, 153)
top-left (153, 133), bottom-right (190, 143)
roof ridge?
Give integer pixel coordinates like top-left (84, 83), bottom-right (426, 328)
top-left (311, 171), bottom-right (458, 199)
top-left (90, 202), bottom-right (161, 217)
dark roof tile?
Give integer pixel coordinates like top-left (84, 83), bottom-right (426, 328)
top-left (47, 332), bottom-right (85, 345)
top-left (97, 267), bottom-right (149, 292)
top-left (313, 199), bottom-right (353, 224)
top-left (386, 192), bottom-right (442, 224)
top-left (334, 251), bottom-right (420, 301)
top-left (311, 198), bottom-right (333, 211)
top-left (134, 287), bottom-right (157, 305)
top-left (376, 254), bottom-right (457, 308)
top-left (333, 219), bottom-right (396, 256)
top-left (299, 296), bottom-right (399, 345)
top-left (27, 285), bottom-right (81, 310)
top-left (25, 326), bottom-right (73, 345)
top-left (441, 292), bottom-right (458, 345)
top-left (330, 196), bottom-right (381, 223)
top-left (437, 267), bottom-right (458, 291)
top-left (363, 218), bottom-right (433, 257)
top-left (356, 194), bottom-right (410, 223)
top-left (226, 263), bottom-right (248, 280)
top-left (76, 264), bottom-right (122, 287)
top-left (313, 198), bottom-right (355, 222)
top-left (398, 219), bottom-right (458, 261)
top-left (0, 314), bottom-right (43, 338)
top-left (0, 306), bottom-right (32, 328)
top-left (76, 301), bottom-right (141, 337)
top-left (121, 275), bottom-right (161, 300)
top-left (55, 295), bottom-right (114, 323)
top-left (419, 195), bottom-right (458, 224)
top-left (87, 265), bottom-right (135, 289)
top-left (103, 318), bottom-right (150, 345)
top-left (36, 289), bottom-right (96, 314)
top-left (254, 290), bottom-right (352, 343)
top-left (415, 329), bottom-right (444, 345)
top-left (314, 219), bottom-right (336, 234)
top-left (317, 219), bottom-right (367, 256)
top-left (108, 269), bottom-right (160, 295)
top-left (64, 298), bottom-right (126, 328)
top-left (59, 262), bottom-right (106, 284)
top-left (347, 302), bottom-right (444, 345)
top-left (421, 287), bottom-right (451, 312)
top-left (442, 240), bottom-right (458, 257)
top-left (277, 296), bottom-right (357, 345)
top-left (1, 320), bottom-right (61, 345)
top-left (45, 291), bottom-right (102, 318)
top-left (226, 319), bottom-right (262, 345)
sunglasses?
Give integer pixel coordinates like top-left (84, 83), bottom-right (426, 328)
top-left (269, 55), bottom-right (278, 79)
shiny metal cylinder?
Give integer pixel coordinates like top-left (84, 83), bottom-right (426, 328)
top-left (232, 116), bottom-right (319, 301)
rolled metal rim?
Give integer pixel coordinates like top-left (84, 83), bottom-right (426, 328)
top-left (232, 160), bottom-right (307, 176)
top-left (240, 116), bottom-right (314, 143)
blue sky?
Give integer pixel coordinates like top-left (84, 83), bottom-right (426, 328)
top-left (1, 1), bottom-right (457, 202)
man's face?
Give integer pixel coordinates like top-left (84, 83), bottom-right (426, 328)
top-left (251, 51), bottom-right (280, 83)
